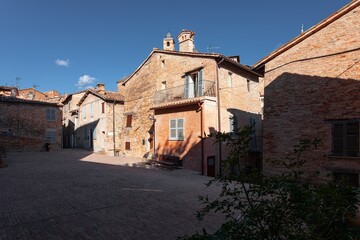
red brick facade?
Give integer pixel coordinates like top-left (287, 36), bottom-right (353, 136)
top-left (0, 97), bottom-right (62, 152)
top-left (254, 1), bottom-right (360, 182)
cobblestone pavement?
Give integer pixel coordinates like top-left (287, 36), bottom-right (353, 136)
top-left (0, 149), bottom-right (222, 240)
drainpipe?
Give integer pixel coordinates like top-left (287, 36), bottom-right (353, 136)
top-left (199, 101), bottom-right (204, 175)
top-left (216, 59), bottom-right (224, 176)
top-left (113, 101), bottom-right (116, 156)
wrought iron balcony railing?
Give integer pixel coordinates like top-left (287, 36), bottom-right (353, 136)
top-left (154, 80), bottom-right (216, 105)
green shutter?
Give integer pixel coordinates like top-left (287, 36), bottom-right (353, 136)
top-left (197, 69), bottom-right (203, 96)
top-left (184, 75), bottom-right (189, 98)
top-left (333, 123), bottom-right (344, 156)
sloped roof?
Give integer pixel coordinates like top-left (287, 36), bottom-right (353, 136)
top-left (61, 90), bottom-right (87, 104)
top-left (253, 0), bottom-right (360, 69)
top-left (118, 49), bottom-right (262, 85)
top-left (0, 95), bottom-right (61, 106)
top-left (77, 88), bottom-right (124, 106)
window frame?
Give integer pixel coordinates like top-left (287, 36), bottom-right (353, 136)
top-left (125, 141), bottom-right (131, 150)
top-left (45, 129), bottom-right (57, 143)
top-left (331, 120), bottom-right (359, 157)
top-left (169, 118), bottom-right (185, 140)
top-left (126, 114), bottom-right (133, 128)
top-left (46, 108), bottom-right (56, 122)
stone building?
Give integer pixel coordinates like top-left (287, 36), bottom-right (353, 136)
top-left (0, 94), bottom-right (62, 152)
top-left (62, 84), bottom-right (124, 156)
top-left (253, 1), bottom-right (360, 185)
top-left (118, 30), bottom-right (262, 175)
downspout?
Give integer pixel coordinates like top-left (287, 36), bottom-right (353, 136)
top-left (199, 101), bottom-right (204, 175)
top-left (113, 101), bottom-right (116, 156)
top-left (216, 58), bottom-right (224, 176)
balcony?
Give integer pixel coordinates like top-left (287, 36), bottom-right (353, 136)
top-left (154, 80), bottom-right (216, 105)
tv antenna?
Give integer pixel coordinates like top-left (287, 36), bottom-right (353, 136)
top-left (15, 77), bottom-right (21, 88)
top-left (207, 44), bottom-right (220, 53)
top-left (32, 84), bottom-right (40, 89)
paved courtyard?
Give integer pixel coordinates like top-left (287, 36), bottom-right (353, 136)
top-left (0, 149), bottom-right (221, 240)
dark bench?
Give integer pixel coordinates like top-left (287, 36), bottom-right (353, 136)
top-left (154, 155), bottom-right (181, 171)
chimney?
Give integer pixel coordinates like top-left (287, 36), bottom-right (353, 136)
top-left (10, 87), bottom-right (19, 97)
top-left (177, 30), bottom-right (195, 52)
top-left (163, 32), bottom-right (175, 51)
top-left (96, 83), bottom-right (105, 94)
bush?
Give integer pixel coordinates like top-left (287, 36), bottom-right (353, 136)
top-left (180, 126), bottom-right (360, 240)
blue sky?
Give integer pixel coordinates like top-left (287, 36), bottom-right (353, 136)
top-left (0, 0), bottom-right (351, 94)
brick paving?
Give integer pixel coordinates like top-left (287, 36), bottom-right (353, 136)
top-left (0, 149), bottom-right (221, 240)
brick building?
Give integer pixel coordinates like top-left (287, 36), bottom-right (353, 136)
top-left (253, 1), bottom-right (360, 185)
top-left (62, 84), bottom-right (124, 156)
top-left (0, 95), bottom-right (62, 152)
top-left (118, 30), bottom-right (262, 175)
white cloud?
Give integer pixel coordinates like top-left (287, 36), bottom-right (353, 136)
top-left (55, 59), bottom-right (70, 67)
top-left (76, 74), bottom-right (96, 89)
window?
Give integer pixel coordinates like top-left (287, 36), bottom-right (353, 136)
top-left (332, 121), bottom-right (359, 157)
top-left (161, 81), bottom-right (167, 90)
top-left (126, 114), bottom-right (133, 128)
top-left (161, 60), bottom-right (165, 68)
top-left (45, 129), bottom-right (57, 143)
top-left (228, 72), bottom-right (233, 87)
top-left (82, 106), bottom-right (86, 119)
top-left (46, 108), bottom-right (56, 121)
top-left (184, 69), bottom-right (203, 98)
top-left (169, 118), bottom-right (184, 140)
top-left (101, 102), bottom-right (105, 114)
top-left (229, 114), bottom-right (238, 133)
top-left (125, 142), bottom-right (131, 150)
top-left (333, 172), bottom-right (359, 187)
top-left (90, 103), bottom-right (94, 117)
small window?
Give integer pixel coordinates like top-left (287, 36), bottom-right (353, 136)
top-left (126, 114), bottom-right (132, 128)
top-left (45, 129), bottom-right (57, 143)
top-left (169, 118), bottom-right (184, 140)
top-left (101, 102), bottom-right (105, 114)
top-left (228, 72), bottom-right (233, 87)
top-left (332, 121), bottom-right (359, 157)
top-left (82, 106), bottom-right (86, 119)
top-left (161, 81), bottom-right (167, 90)
top-left (125, 142), bottom-right (131, 150)
top-left (166, 42), bottom-right (170, 47)
top-left (90, 103), bottom-right (94, 117)
top-left (161, 60), bottom-right (165, 68)
top-left (46, 108), bottom-right (56, 121)
top-left (229, 114), bottom-right (238, 133)
top-left (333, 172), bottom-right (359, 187)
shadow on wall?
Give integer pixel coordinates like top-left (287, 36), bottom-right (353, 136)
top-left (223, 108), bottom-right (263, 171)
top-left (73, 119), bottom-right (100, 151)
top-left (155, 131), bottom-right (199, 168)
top-left (264, 72), bottom-right (360, 173)
top-left (63, 120), bottom-right (75, 148)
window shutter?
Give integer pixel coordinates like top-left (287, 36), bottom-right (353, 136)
top-left (332, 123), bottom-right (344, 156)
top-left (126, 115), bottom-right (132, 127)
top-left (346, 122), bottom-right (359, 157)
top-left (184, 75), bottom-right (189, 98)
top-left (197, 69), bottom-right (203, 96)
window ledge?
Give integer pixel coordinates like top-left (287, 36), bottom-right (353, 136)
top-left (328, 155), bottom-right (360, 160)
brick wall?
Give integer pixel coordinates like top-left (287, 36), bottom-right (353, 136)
top-left (0, 101), bottom-right (62, 152)
top-left (259, 4), bottom-right (360, 179)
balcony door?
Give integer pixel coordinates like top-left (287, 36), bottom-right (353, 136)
top-left (184, 69), bottom-right (203, 98)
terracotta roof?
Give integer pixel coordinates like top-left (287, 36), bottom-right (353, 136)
top-left (150, 96), bottom-right (216, 110)
top-left (77, 89), bottom-right (124, 106)
top-left (61, 90), bottom-right (87, 104)
top-left (0, 95), bottom-right (60, 106)
top-left (253, 0), bottom-right (360, 68)
top-left (118, 49), bottom-right (262, 85)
